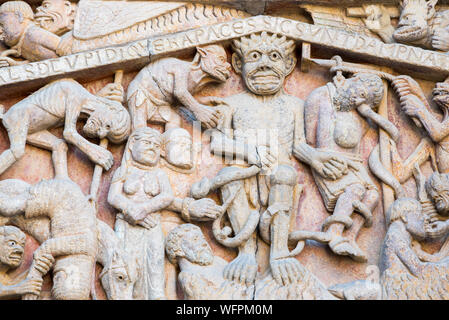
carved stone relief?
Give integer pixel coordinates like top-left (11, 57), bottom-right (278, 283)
top-left (0, 0), bottom-right (448, 301)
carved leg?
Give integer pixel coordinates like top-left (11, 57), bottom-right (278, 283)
top-left (165, 109), bottom-right (182, 131)
top-left (128, 92), bottom-right (149, 131)
top-left (0, 179), bottom-right (30, 217)
top-left (325, 183), bottom-right (368, 262)
top-left (345, 188), bottom-right (379, 253)
top-left (144, 223), bottom-right (166, 300)
top-left (27, 130), bottom-right (69, 179)
top-left (220, 178), bottom-right (258, 285)
top-left (0, 118), bottom-right (29, 176)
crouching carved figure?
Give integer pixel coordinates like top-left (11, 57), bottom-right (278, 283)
top-left (0, 177), bottom-right (98, 300)
top-left (0, 78), bottom-right (130, 176)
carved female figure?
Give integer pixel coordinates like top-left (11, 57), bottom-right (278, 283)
top-left (108, 127), bottom-right (174, 300)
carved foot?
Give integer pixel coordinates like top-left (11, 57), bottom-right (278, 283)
top-left (329, 236), bottom-right (367, 262)
top-left (223, 253), bottom-right (257, 286)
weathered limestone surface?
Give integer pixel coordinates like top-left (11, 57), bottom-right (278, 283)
top-left (0, 0), bottom-right (448, 300)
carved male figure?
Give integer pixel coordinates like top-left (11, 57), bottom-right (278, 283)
top-left (127, 44), bottom-right (231, 131)
top-left (208, 32), bottom-right (347, 285)
top-left (0, 226), bottom-right (43, 299)
top-left (0, 177), bottom-right (98, 300)
top-left (381, 198), bottom-right (449, 299)
top-left (302, 72), bottom-right (399, 261)
top-left (107, 127), bottom-right (222, 299)
top-left (0, 78), bottom-right (130, 177)
top-left (364, 0), bottom-right (449, 52)
top-left (165, 223), bottom-right (253, 300)
top-left (0, 1), bottom-right (69, 67)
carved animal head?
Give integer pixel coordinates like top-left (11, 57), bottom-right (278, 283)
top-left (35, 0), bottom-right (77, 35)
top-left (166, 224), bottom-right (213, 267)
top-left (0, 1), bottom-right (33, 46)
top-left (426, 172), bottom-right (449, 216)
top-left (0, 225), bottom-right (25, 269)
top-left (394, 0), bottom-right (438, 44)
top-left (99, 250), bottom-right (134, 300)
top-left (232, 32), bottom-right (296, 95)
top-left (162, 128), bottom-right (193, 170)
top-left (432, 79), bottom-right (449, 111)
top-left (196, 44), bottom-right (231, 83)
top-left (387, 198), bottom-right (427, 240)
top-left (83, 97), bottom-right (131, 144)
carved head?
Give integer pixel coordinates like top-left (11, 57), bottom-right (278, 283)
top-left (0, 1), bottom-right (33, 46)
top-left (162, 128), bottom-right (193, 170)
top-left (432, 79), bottom-right (449, 110)
top-left (0, 226), bottom-right (26, 269)
top-left (99, 251), bottom-right (134, 300)
top-left (35, 0), bottom-right (77, 35)
top-left (166, 224), bottom-right (213, 267)
top-left (127, 127), bottom-right (162, 167)
top-left (197, 44), bottom-right (231, 83)
top-left (387, 198), bottom-right (427, 240)
top-left (394, 0), bottom-right (438, 43)
top-left (83, 98), bottom-right (131, 144)
top-left (232, 32), bottom-right (296, 95)
top-left (333, 73), bottom-right (384, 112)
top-left (426, 172), bottom-right (449, 216)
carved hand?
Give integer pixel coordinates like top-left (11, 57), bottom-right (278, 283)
top-left (363, 5), bottom-right (393, 37)
top-left (192, 104), bottom-right (221, 129)
top-left (392, 75), bottom-right (428, 106)
top-left (223, 253), bottom-right (257, 286)
top-left (13, 278), bottom-right (43, 297)
top-left (246, 144), bottom-right (261, 166)
top-left (0, 57), bottom-right (20, 68)
top-left (270, 256), bottom-right (303, 286)
top-left (311, 152), bottom-right (348, 180)
top-left (256, 145), bottom-right (276, 170)
top-left (33, 252), bottom-right (55, 275)
top-left (198, 96), bottom-right (228, 107)
top-left (401, 95), bottom-right (426, 118)
top-left (97, 83), bottom-right (125, 103)
top-left (432, 28), bottom-right (449, 52)
top-left (188, 198), bottom-right (222, 221)
top-left (89, 145), bottom-right (114, 170)
top-left (123, 204), bottom-right (147, 226)
top-left (137, 214), bottom-right (158, 229)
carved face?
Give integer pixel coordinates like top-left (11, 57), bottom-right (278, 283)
top-left (431, 189), bottom-right (449, 216)
top-left (0, 231), bottom-right (25, 269)
top-left (83, 110), bottom-right (110, 140)
top-left (403, 203), bottom-right (427, 240)
top-left (394, 0), bottom-right (436, 43)
top-left (334, 78), bottom-right (369, 111)
top-left (433, 81), bottom-right (449, 110)
top-left (164, 129), bottom-right (193, 170)
top-left (0, 12), bottom-right (25, 46)
top-left (238, 43), bottom-right (289, 95)
top-left (199, 45), bottom-right (231, 83)
top-left (35, 0), bottom-right (75, 35)
top-left (181, 229), bottom-right (213, 266)
top-left (100, 252), bottom-right (134, 300)
top-left (130, 134), bottom-right (161, 167)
